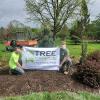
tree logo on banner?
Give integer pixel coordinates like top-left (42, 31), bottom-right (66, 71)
top-left (25, 50), bottom-right (35, 63)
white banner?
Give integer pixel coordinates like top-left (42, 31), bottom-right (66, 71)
top-left (22, 47), bottom-right (60, 70)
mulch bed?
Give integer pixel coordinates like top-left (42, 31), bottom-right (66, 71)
top-left (0, 67), bottom-right (99, 97)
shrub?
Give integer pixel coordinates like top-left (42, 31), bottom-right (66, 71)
top-left (38, 28), bottom-right (54, 47)
top-left (73, 51), bottom-right (100, 88)
top-left (87, 50), bottom-right (100, 62)
top-left (70, 35), bottom-right (81, 44)
top-left (54, 37), bottom-right (62, 46)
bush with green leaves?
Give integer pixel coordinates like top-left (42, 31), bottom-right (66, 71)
top-left (70, 35), bottom-right (81, 44)
top-left (38, 28), bottom-right (54, 47)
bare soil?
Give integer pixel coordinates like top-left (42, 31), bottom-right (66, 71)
top-left (0, 67), bottom-right (99, 97)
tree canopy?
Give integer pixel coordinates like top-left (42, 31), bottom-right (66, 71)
top-left (25, 0), bottom-right (80, 40)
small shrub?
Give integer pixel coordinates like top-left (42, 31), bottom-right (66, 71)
top-left (38, 28), bottom-right (54, 47)
top-left (70, 35), bottom-right (81, 44)
top-left (54, 37), bottom-right (62, 46)
top-left (73, 51), bottom-right (100, 88)
top-left (87, 50), bottom-right (100, 62)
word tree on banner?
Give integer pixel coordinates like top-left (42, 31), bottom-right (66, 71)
top-left (22, 47), bottom-right (60, 70)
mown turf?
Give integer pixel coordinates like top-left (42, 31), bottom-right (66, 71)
top-left (0, 43), bottom-right (5, 58)
top-left (0, 43), bottom-right (11, 61)
top-left (0, 42), bottom-right (100, 61)
top-left (68, 43), bottom-right (100, 58)
top-left (1, 91), bottom-right (100, 100)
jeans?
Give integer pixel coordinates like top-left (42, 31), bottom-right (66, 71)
top-left (10, 67), bottom-right (25, 75)
top-left (60, 58), bottom-right (72, 73)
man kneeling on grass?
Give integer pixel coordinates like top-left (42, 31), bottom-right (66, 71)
top-left (59, 41), bottom-right (72, 75)
top-left (9, 46), bottom-right (25, 75)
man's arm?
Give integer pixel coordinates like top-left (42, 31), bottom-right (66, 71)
top-left (13, 56), bottom-right (22, 68)
top-left (59, 56), bottom-right (68, 67)
top-left (16, 62), bottom-right (22, 68)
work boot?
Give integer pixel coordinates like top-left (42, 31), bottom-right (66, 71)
top-left (64, 71), bottom-right (68, 75)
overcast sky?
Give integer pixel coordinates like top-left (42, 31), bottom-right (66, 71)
top-left (0, 0), bottom-right (100, 28)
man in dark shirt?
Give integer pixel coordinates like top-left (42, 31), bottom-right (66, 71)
top-left (59, 42), bottom-right (72, 75)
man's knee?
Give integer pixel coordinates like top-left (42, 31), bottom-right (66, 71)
top-left (11, 68), bottom-right (25, 75)
top-left (21, 69), bottom-right (25, 74)
top-left (66, 59), bottom-right (72, 66)
top-left (17, 68), bottom-right (25, 75)
top-left (59, 63), bottom-right (67, 73)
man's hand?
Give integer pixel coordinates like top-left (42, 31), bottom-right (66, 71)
top-left (59, 64), bottom-right (62, 68)
top-left (16, 62), bottom-right (22, 68)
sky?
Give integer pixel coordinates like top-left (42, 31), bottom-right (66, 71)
top-left (0, 0), bottom-right (100, 28)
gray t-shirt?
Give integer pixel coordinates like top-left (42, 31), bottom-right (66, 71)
top-left (60, 48), bottom-right (69, 62)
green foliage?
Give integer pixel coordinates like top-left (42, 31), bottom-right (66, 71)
top-left (81, 0), bottom-right (90, 25)
top-left (57, 24), bottom-right (70, 41)
top-left (80, 0), bottom-right (90, 64)
top-left (2, 91), bottom-right (100, 100)
top-left (38, 28), bottom-right (54, 47)
top-left (54, 37), bottom-right (62, 46)
top-left (0, 27), bottom-right (5, 41)
top-left (70, 0), bottom-right (90, 39)
top-left (70, 20), bottom-right (83, 38)
top-left (25, 0), bottom-right (80, 39)
top-left (31, 28), bottom-right (42, 39)
top-left (70, 35), bottom-right (81, 44)
top-left (4, 20), bottom-right (33, 40)
top-left (67, 43), bottom-right (100, 58)
top-left (0, 27), bottom-right (5, 34)
top-left (81, 40), bottom-right (88, 63)
top-left (88, 14), bottom-right (100, 40)
top-left (81, 0), bottom-right (88, 17)
top-left (0, 42), bottom-right (100, 62)
top-left (0, 43), bottom-right (11, 62)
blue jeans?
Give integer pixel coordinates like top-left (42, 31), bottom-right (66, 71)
top-left (10, 67), bottom-right (25, 75)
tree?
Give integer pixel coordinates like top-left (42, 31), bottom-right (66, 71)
top-left (69, 20), bottom-right (83, 44)
top-left (88, 14), bottom-right (100, 40)
top-left (6, 20), bottom-right (32, 40)
top-left (70, 20), bottom-right (83, 38)
top-left (0, 27), bottom-right (5, 34)
top-left (38, 28), bottom-right (54, 47)
top-left (0, 27), bottom-right (5, 40)
top-left (25, 0), bottom-right (80, 40)
top-left (80, 0), bottom-right (90, 64)
top-left (57, 24), bottom-right (69, 40)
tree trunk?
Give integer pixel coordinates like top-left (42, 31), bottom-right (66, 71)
top-left (53, 33), bottom-right (56, 41)
top-left (80, 31), bottom-right (88, 65)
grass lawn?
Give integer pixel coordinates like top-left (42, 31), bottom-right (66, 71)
top-left (0, 43), bottom-right (11, 62)
top-left (0, 43), bottom-right (5, 58)
top-left (1, 91), bottom-right (100, 100)
top-left (67, 43), bottom-right (100, 59)
top-left (0, 42), bottom-right (100, 61)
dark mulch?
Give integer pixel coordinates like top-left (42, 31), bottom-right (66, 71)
top-left (0, 67), bottom-right (99, 97)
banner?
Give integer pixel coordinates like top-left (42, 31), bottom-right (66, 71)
top-left (22, 47), bottom-right (60, 70)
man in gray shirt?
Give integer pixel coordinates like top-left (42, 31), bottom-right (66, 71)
top-left (59, 42), bottom-right (72, 75)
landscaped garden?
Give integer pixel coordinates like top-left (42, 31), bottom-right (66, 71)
top-left (0, 0), bottom-right (100, 99)
top-left (0, 41), bottom-right (100, 100)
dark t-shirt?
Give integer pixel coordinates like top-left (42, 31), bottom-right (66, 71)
top-left (60, 48), bottom-right (67, 62)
